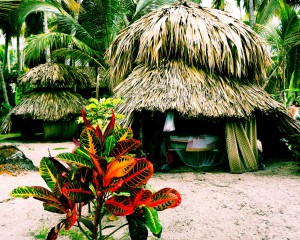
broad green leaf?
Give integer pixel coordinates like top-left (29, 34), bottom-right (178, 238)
top-left (74, 147), bottom-right (92, 161)
top-left (78, 217), bottom-right (95, 233)
top-left (103, 135), bottom-right (117, 156)
top-left (39, 157), bottom-right (59, 190)
top-left (143, 206), bottom-right (162, 236)
top-left (126, 215), bottom-right (148, 240)
top-left (55, 153), bottom-right (94, 169)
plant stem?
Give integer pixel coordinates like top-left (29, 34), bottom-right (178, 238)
top-left (77, 221), bottom-right (92, 240)
top-left (103, 223), bottom-right (129, 240)
top-left (93, 197), bottom-right (101, 240)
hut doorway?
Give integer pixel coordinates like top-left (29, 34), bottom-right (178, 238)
top-left (132, 110), bottom-right (228, 170)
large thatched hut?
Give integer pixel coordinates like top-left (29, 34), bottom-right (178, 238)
top-left (106, 0), bottom-right (300, 173)
top-left (1, 63), bottom-right (93, 139)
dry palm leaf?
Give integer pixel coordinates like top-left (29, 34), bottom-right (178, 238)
top-left (106, 0), bottom-right (271, 88)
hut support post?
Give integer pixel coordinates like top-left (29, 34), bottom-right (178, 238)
top-left (225, 118), bottom-right (258, 173)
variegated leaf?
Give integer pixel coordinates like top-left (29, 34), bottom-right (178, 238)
top-left (148, 188), bottom-right (181, 211)
top-left (120, 159), bottom-right (153, 190)
top-left (105, 195), bottom-right (134, 216)
top-left (143, 206), bottom-right (162, 235)
top-left (39, 157), bottom-right (59, 190)
top-left (62, 181), bottom-right (94, 203)
top-left (80, 127), bottom-right (102, 155)
top-left (110, 139), bottom-right (141, 158)
top-left (55, 153), bottom-right (94, 169)
top-left (10, 186), bottom-right (60, 205)
top-left (103, 156), bottom-right (136, 187)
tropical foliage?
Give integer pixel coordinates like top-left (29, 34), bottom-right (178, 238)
top-left (10, 110), bottom-right (181, 239)
top-left (77, 97), bottom-right (125, 128)
top-left (256, 0), bottom-right (300, 103)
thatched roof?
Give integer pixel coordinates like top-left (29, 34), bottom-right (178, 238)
top-left (114, 61), bottom-right (284, 119)
top-left (106, 0), bottom-right (271, 88)
top-left (18, 63), bottom-right (95, 89)
top-left (1, 90), bottom-right (88, 134)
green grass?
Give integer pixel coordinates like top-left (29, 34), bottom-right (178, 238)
top-left (33, 225), bottom-right (87, 239)
top-left (0, 132), bottom-right (21, 141)
top-left (52, 147), bottom-right (70, 150)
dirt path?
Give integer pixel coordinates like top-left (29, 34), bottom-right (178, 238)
top-left (0, 141), bottom-right (299, 240)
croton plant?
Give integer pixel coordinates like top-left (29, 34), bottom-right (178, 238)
top-left (10, 110), bottom-right (181, 240)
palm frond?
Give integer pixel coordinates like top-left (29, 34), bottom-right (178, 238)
top-left (24, 32), bottom-right (101, 65)
top-left (51, 48), bottom-right (105, 68)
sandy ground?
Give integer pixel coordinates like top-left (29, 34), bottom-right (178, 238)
top-left (1, 141), bottom-right (300, 240)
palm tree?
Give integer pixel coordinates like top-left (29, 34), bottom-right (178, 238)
top-left (0, 0), bottom-right (22, 106)
top-left (258, 0), bottom-right (300, 102)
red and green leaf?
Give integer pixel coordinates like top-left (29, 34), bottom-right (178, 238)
top-left (142, 206), bottom-right (162, 236)
top-left (101, 110), bottom-right (115, 146)
top-left (105, 196), bottom-right (134, 216)
top-left (62, 181), bottom-right (94, 203)
top-left (107, 179), bottom-right (123, 192)
top-left (131, 188), bottom-right (152, 207)
top-left (51, 174), bottom-right (68, 199)
top-left (47, 220), bottom-right (66, 240)
top-left (82, 108), bottom-right (92, 128)
top-left (65, 205), bottom-right (77, 230)
top-left (103, 156), bottom-right (136, 187)
top-left (80, 127), bottom-right (101, 155)
top-left (89, 153), bottom-right (106, 175)
top-left (148, 188), bottom-right (181, 211)
top-left (43, 202), bottom-right (69, 214)
top-left (110, 139), bottom-right (141, 158)
top-left (120, 159), bottom-right (154, 190)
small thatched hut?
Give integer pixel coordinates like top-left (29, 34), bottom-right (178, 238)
top-left (106, 0), bottom-right (300, 173)
top-left (1, 63), bottom-right (93, 139)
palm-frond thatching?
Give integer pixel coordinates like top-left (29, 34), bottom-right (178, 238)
top-left (1, 90), bottom-right (88, 134)
top-left (114, 61), bottom-right (283, 119)
top-left (18, 63), bottom-right (95, 89)
top-left (106, 0), bottom-right (271, 88)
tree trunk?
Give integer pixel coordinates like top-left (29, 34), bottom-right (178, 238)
top-left (4, 36), bottom-right (11, 73)
top-left (96, 69), bottom-right (100, 100)
top-left (43, 12), bottom-right (51, 63)
top-left (249, 0), bottom-right (255, 27)
top-left (17, 32), bottom-right (22, 77)
top-left (0, 63), bottom-right (10, 105)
